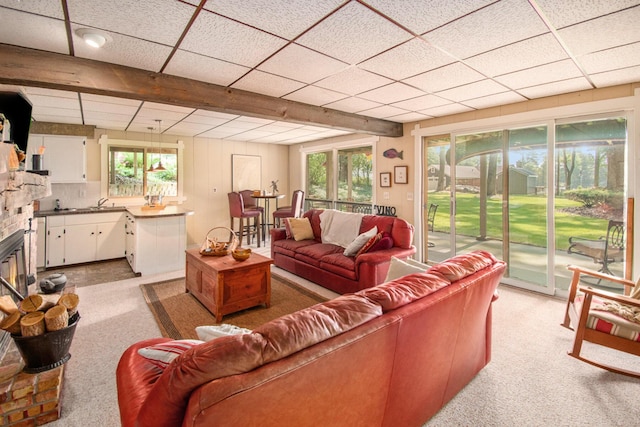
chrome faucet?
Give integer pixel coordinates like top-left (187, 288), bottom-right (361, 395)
top-left (97, 197), bottom-right (109, 208)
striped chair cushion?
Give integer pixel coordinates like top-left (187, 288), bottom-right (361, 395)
top-left (570, 295), bottom-right (640, 342)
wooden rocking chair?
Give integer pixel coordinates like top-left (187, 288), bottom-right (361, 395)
top-left (561, 265), bottom-right (640, 378)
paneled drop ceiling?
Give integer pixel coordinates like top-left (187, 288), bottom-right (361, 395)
top-left (0, 0), bottom-right (639, 144)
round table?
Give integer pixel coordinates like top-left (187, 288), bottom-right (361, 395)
top-left (251, 194), bottom-right (285, 243)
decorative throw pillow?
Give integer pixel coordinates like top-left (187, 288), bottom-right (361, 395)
top-left (286, 217), bottom-right (314, 241)
top-left (369, 232), bottom-right (394, 252)
top-left (283, 217), bottom-right (294, 239)
top-left (343, 226), bottom-right (378, 256)
top-left (195, 324), bottom-right (252, 341)
top-left (356, 232), bottom-right (383, 257)
top-left (384, 256), bottom-right (429, 282)
top-left (137, 339), bottom-right (204, 369)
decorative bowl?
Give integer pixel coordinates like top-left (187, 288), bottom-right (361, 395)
top-left (231, 248), bottom-right (252, 262)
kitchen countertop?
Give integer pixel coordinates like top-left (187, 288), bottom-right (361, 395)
top-left (35, 205), bottom-right (193, 218)
top-left (125, 205), bottom-right (194, 218)
top-left (35, 206), bottom-right (128, 217)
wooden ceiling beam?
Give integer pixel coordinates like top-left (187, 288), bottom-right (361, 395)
top-left (0, 44), bottom-right (403, 138)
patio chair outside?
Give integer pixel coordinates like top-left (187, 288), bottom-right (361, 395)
top-left (567, 220), bottom-right (624, 276)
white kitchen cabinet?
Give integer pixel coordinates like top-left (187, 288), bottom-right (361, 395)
top-left (36, 217), bottom-right (46, 269)
top-left (46, 223), bottom-right (65, 268)
top-left (44, 212), bottom-right (125, 267)
top-left (65, 223), bottom-right (97, 265)
top-left (27, 135), bottom-right (86, 183)
top-left (126, 213), bottom-right (187, 275)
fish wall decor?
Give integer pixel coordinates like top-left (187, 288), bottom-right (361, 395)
top-left (383, 148), bottom-right (403, 159)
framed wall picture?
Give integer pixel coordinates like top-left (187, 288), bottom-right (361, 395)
top-left (380, 172), bottom-right (391, 188)
top-left (232, 154), bottom-right (261, 191)
top-left (394, 165), bottom-right (408, 184)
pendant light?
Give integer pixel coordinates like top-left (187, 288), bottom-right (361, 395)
top-left (146, 126), bottom-right (155, 173)
top-left (154, 119), bottom-right (166, 171)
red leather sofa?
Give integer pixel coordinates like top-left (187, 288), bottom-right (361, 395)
top-left (117, 250), bottom-right (506, 427)
top-left (270, 209), bottom-right (416, 294)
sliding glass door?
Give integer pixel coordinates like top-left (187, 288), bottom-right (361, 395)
top-left (424, 114), bottom-right (628, 294)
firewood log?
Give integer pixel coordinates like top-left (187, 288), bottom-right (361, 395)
top-left (20, 311), bottom-right (45, 337)
top-left (58, 293), bottom-right (79, 316)
top-left (19, 294), bottom-right (59, 313)
top-left (0, 296), bottom-right (18, 314)
top-left (44, 305), bottom-right (68, 332)
top-left (0, 311), bottom-right (22, 335)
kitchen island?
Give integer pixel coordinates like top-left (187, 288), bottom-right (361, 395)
top-left (125, 206), bottom-right (193, 275)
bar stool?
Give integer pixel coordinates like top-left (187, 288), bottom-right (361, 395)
top-left (228, 192), bottom-right (261, 247)
top-left (273, 190), bottom-right (305, 227)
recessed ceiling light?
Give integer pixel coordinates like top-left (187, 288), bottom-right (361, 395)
top-left (75, 28), bottom-right (108, 49)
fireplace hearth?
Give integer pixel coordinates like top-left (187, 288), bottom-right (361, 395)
top-left (0, 229), bottom-right (28, 359)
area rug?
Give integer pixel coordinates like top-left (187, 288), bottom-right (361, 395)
top-left (140, 274), bottom-right (327, 340)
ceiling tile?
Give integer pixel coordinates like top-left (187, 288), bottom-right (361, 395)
top-left (190, 110), bottom-right (239, 121)
top-left (425, 0), bottom-right (549, 59)
top-left (495, 60), bottom-right (585, 89)
top-left (22, 87), bottom-right (78, 99)
top-left (0, 1), bottom-right (64, 18)
top-left (258, 43), bottom-right (347, 84)
top-left (32, 106), bottom-right (82, 120)
top-left (283, 86), bottom-right (347, 106)
top-left (518, 77), bottom-right (593, 99)
top-left (558, 7), bottom-right (640, 56)
top-left (181, 9), bottom-right (287, 67)
top-left (362, 0), bottom-right (494, 35)
top-left (199, 128), bottom-right (242, 139)
top-left (26, 94), bottom-right (80, 110)
top-left (203, 0), bottom-right (345, 40)
top-left (359, 83), bottom-right (426, 104)
top-left (358, 105), bottom-right (409, 119)
top-left (436, 79), bottom-right (508, 102)
top-left (166, 122), bottom-right (217, 136)
top-left (164, 50), bottom-right (250, 86)
top-left (231, 71), bottom-right (306, 97)
top-left (404, 62), bottom-right (484, 93)
top-left (590, 65), bottom-right (640, 88)
top-left (579, 42), bottom-right (640, 74)
top-left (323, 97), bottom-right (382, 113)
top-left (83, 111), bottom-right (134, 129)
top-left (66, 0), bottom-right (195, 46)
top-left (536, 0), bottom-right (640, 28)
top-left (32, 114), bottom-right (83, 125)
top-left (419, 103), bottom-right (474, 117)
top-left (178, 114), bottom-right (233, 128)
top-left (466, 34), bottom-right (568, 77)
top-left (296, 1), bottom-right (411, 64)
top-left (315, 67), bottom-right (393, 96)
top-left (81, 99), bottom-right (140, 115)
top-left (0, 9), bottom-right (68, 54)
top-left (391, 94), bottom-right (450, 111)
top-left (388, 111), bottom-right (431, 123)
top-left (232, 130), bottom-right (278, 141)
top-left (71, 24), bottom-right (172, 72)
top-left (462, 91), bottom-right (527, 109)
top-left (359, 38), bottom-right (455, 80)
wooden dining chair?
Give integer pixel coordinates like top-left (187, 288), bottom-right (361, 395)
top-left (561, 265), bottom-right (640, 378)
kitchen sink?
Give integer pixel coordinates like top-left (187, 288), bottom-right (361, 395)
top-left (87, 206), bottom-right (126, 211)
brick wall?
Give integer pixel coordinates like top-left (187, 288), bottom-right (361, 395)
top-left (0, 345), bottom-right (63, 426)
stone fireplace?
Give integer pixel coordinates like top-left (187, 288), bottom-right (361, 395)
top-left (0, 143), bottom-right (51, 360)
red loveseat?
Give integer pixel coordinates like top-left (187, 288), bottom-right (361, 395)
top-left (117, 251), bottom-right (505, 427)
top-left (270, 209), bottom-right (416, 294)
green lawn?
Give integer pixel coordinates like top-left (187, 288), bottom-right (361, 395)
top-left (427, 192), bottom-right (610, 251)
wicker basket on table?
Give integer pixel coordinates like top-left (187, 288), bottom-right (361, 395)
top-left (199, 226), bottom-right (239, 256)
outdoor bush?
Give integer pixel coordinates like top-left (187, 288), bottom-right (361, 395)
top-left (564, 188), bottom-right (623, 209)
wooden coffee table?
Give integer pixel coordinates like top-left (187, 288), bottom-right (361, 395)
top-left (185, 248), bottom-right (273, 322)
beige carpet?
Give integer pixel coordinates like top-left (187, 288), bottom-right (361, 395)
top-left (140, 274), bottom-right (327, 339)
